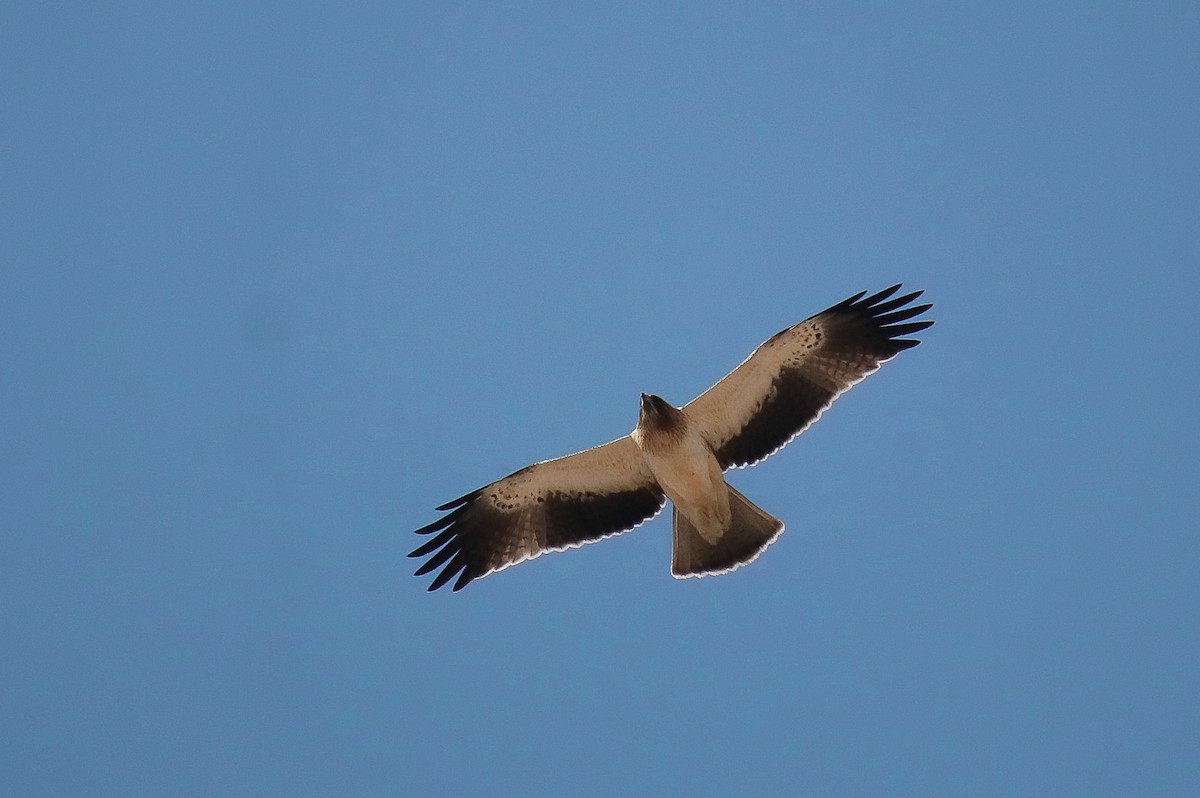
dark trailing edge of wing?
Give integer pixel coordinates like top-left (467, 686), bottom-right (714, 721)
top-left (409, 482), bottom-right (666, 592)
top-left (713, 284), bottom-right (933, 469)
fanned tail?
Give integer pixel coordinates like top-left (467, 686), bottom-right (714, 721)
top-left (671, 483), bottom-right (784, 578)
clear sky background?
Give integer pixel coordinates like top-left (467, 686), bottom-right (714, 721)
top-left (3, 3), bottom-right (1198, 796)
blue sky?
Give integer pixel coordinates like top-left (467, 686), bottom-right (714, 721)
top-left (2, 2), bottom-right (1198, 795)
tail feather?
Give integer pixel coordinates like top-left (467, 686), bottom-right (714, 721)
top-left (671, 483), bottom-right (784, 578)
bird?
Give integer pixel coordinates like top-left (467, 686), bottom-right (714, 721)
top-left (410, 284), bottom-right (933, 591)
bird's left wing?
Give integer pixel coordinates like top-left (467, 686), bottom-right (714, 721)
top-left (409, 436), bottom-right (665, 591)
top-left (684, 284), bottom-right (933, 470)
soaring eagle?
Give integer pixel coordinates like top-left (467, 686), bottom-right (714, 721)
top-left (411, 284), bottom-right (933, 591)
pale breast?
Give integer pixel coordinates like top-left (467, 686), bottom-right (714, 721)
top-left (633, 423), bottom-right (729, 534)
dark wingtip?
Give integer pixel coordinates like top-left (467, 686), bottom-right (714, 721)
top-left (859, 284), bottom-right (903, 307)
top-left (436, 489), bottom-right (481, 512)
top-left (833, 289), bottom-right (869, 310)
top-left (415, 514), bottom-right (454, 535)
top-left (888, 320), bottom-right (935, 337)
top-left (409, 529), bottom-right (455, 558)
top-left (872, 293), bottom-right (926, 318)
top-left (876, 306), bottom-right (934, 328)
top-left (827, 284), bottom-right (935, 351)
top-left (427, 562), bottom-right (461, 591)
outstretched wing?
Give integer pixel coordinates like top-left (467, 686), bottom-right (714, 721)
top-left (684, 284), bottom-right (933, 470)
top-left (409, 437), bottom-right (666, 591)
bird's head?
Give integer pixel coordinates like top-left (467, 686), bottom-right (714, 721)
top-left (638, 393), bottom-right (683, 431)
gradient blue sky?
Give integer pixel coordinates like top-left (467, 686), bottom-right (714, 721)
top-left (3, 3), bottom-right (1198, 796)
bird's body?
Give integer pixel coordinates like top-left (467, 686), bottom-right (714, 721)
top-left (411, 284), bottom-right (933, 591)
top-left (632, 395), bottom-right (730, 545)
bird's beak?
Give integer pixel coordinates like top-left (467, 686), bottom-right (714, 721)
top-left (638, 393), bottom-right (652, 418)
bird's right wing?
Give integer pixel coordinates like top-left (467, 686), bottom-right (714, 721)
top-left (409, 436), bottom-right (665, 591)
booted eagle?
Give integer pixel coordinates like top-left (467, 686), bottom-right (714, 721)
top-left (411, 284), bottom-right (933, 591)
